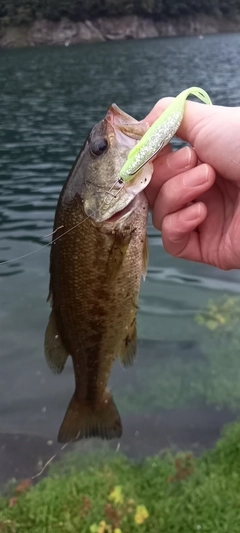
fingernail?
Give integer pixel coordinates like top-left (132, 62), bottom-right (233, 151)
top-left (184, 203), bottom-right (201, 221)
top-left (167, 147), bottom-right (192, 170)
top-left (183, 164), bottom-right (208, 187)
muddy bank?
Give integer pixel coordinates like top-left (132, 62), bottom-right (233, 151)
top-left (1, 14), bottom-right (240, 48)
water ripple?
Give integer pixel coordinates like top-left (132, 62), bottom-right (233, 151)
top-left (1, 35), bottom-right (240, 440)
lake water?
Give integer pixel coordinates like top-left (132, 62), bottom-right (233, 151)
top-left (1, 32), bottom-right (240, 482)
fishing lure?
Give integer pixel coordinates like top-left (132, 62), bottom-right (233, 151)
top-left (119, 86), bottom-right (212, 181)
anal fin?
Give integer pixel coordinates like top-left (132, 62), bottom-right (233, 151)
top-left (44, 310), bottom-right (68, 374)
top-left (58, 390), bottom-right (122, 443)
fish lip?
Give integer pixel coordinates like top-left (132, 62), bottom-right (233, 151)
top-left (106, 103), bottom-right (138, 125)
top-left (106, 104), bottom-right (148, 141)
top-left (103, 194), bottom-right (142, 224)
top-left (104, 200), bottom-right (135, 223)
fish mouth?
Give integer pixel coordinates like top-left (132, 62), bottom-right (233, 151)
top-left (106, 104), bottom-right (138, 126)
top-left (105, 196), bottom-right (136, 223)
top-left (106, 104), bottom-right (149, 141)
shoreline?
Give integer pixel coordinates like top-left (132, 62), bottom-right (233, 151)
top-left (1, 14), bottom-right (240, 48)
top-left (0, 404), bottom-right (236, 484)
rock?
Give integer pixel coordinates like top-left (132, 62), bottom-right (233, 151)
top-left (1, 15), bottom-right (240, 49)
top-left (0, 25), bottom-right (30, 47)
top-left (30, 18), bottom-right (104, 46)
top-left (95, 15), bottom-right (158, 40)
top-left (156, 14), bottom-right (240, 37)
top-left (81, 20), bottom-right (105, 42)
top-left (31, 20), bottom-right (59, 46)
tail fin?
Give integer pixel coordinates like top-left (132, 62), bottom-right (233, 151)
top-left (58, 390), bottom-right (122, 443)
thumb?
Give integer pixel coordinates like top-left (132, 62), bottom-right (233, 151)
top-left (144, 97), bottom-right (223, 144)
top-left (144, 98), bottom-right (240, 181)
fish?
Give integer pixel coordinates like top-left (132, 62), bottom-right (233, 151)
top-left (44, 104), bottom-right (154, 443)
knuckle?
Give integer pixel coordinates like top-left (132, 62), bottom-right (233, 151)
top-left (162, 213), bottom-right (175, 237)
top-left (161, 232), bottom-right (172, 254)
top-left (159, 178), bottom-right (176, 204)
top-left (162, 213), bottom-right (185, 242)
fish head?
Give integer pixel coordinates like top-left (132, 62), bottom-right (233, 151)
top-left (77, 104), bottom-right (153, 223)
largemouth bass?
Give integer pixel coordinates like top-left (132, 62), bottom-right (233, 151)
top-left (44, 104), bottom-right (153, 443)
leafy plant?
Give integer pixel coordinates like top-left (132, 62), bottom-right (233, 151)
top-left (1, 422), bottom-right (240, 532)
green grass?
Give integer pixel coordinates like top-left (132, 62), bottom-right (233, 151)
top-left (1, 421), bottom-right (240, 532)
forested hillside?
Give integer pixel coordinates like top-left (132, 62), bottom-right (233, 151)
top-left (0, 0), bottom-right (239, 25)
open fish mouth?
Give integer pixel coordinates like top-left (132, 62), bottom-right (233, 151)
top-left (104, 194), bottom-right (142, 223)
top-left (106, 103), bottom-right (149, 142)
top-left (105, 199), bottom-right (135, 223)
top-left (106, 103), bottom-right (138, 126)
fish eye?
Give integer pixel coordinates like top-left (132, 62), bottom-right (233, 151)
top-left (91, 138), bottom-right (108, 157)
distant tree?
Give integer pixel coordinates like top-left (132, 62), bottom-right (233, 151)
top-left (219, 0), bottom-right (240, 15)
top-left (137, 0), bottom-right (156, 15)
top-left (0, 0), bottom-right (239, 25)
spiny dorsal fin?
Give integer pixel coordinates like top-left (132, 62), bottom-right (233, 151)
top-left (44, 310), bottom-right (68, 374)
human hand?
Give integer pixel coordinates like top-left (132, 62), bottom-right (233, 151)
top-left (144, 99), bottom-right (240, 270)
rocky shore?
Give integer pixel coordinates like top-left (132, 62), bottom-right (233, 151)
top-left (0, 14), bottom-right (240, 48)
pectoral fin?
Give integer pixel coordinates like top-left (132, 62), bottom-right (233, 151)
top-left (47, 284), bottom-right (53, 304)
top-left (44, 310), bottom-right (68, 374)
top-left (119, 316), bottom-right (137, 367)
top-left (107, 234), bottom-right (131, 281)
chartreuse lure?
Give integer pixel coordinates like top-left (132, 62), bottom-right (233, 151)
top-left (119, 86), bottom-right (212, 181)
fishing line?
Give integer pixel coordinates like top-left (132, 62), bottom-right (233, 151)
top-left (44, 225), bottom-right (64, 238)
top-left (31, 435), bottom-right (122, 480)
top-left (31, 430), bottom-right (84, 480)
top-left (31, 442), bottom-right (69, 480)
top-left (0, 179), bottom-right (126, 266)
top-left (0, 217), bottom-right (91, 266)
